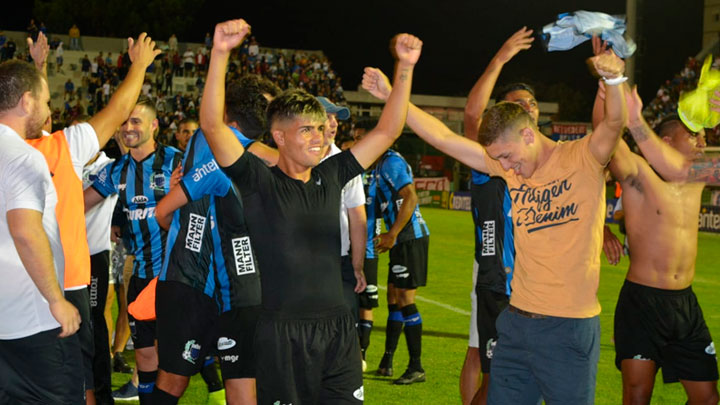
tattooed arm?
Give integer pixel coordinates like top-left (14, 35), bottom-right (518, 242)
top-left (688, 156), bottom-right (720, 185)
top-left (350, 34), bottom-right (421, 169)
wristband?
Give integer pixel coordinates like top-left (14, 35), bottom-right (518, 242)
top-left (603, 76), bottom-right (628, 86)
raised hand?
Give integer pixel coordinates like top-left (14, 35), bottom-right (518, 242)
top-left (391, 33), bottom-right (422, 66)
top-left (624, 84), bottom-right (644, 125)
top-left (128, 33), bottom-right (162, 68)
top-left (589, 51), bottom-right (625, 79)
top-left (27, 31), bottom-right (49, 69)
top-left (710, 88), bottom-right (720, 113)
top-left (495, 26), bottom-right (534, 65)
top-left (361, 67), bottom-right (392, 101)
top-left (213, 19), bottom-right (251, 53)
top-left (591, 35), bottom-right (610, 56)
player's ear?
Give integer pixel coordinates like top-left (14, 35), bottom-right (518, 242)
top-left (272, 129), bottom-right (285, 146)
top-left (520, 127), bottom-right (535, 145)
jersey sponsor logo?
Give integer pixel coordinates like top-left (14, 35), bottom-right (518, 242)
top-left (221, 354), bottom-right (239, 363)
top-left (131, 195), bottom-right (149, 204)
top-left (192, 160), bottom-right (219, 182)
top-left (485, 338), bottom-right (497, 359)
top-left (375, 219), bottom-right (382, 235)
top-left (217, 337), bottom-right (236, 351)
top-left (150, 172), bottom-right (167, 191)
top-left (232, 236), bottom-right (256, 276)
top-left (89, 276), bottom-right (98, 307)
top-left (185, 213), bottom-right (206, 253)
top-left (96, 169), bottom-right (108, 185)
top-left (182, 339), bottom-right (201, 364)
top-left (353, 386), bottom-right (364, 400)
top-left (125, 206), bottom-right (156, 220)
top-left (481, 220), bottom-right (496, 256)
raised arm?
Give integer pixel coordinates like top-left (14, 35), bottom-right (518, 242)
top-left (587, 52), bottom-right (627, 165)
top-left (7, 209), bottom-right (80, 337)
top-left (362, 68), bottom-right (490, 173)
top-left (623, 85), bottom-right (690, 182)
top-left (349, 34), bottom-right (420, 169)
top-left (465, 27), bottom-right (533, 141)
top-left (200, 19), bottom-right (251, 167)
top-left (27, 32), bottom-right (49, 77)
top-left (88, 33), bottom-right (161, 149)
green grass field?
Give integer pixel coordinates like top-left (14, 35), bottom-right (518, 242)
top-left (111, 207), bottom-right (720, 404)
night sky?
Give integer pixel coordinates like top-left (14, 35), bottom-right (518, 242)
top-left (9, 0), bottom-right (704, 114)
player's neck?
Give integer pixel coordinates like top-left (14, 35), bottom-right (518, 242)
top-left (276, 155), bottom-right (312, 183)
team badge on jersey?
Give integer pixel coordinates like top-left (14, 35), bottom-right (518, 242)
top-left (150, 171), bottom-right (166, 191)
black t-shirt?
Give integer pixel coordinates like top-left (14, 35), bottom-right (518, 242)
top-left (223, 149), bottom-right (364, 314)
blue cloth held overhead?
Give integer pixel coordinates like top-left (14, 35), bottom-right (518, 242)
top-left (540, 10), bottom-right (637, 58)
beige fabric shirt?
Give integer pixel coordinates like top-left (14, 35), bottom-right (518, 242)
top-left (486, 135), bottom-right (605, 318)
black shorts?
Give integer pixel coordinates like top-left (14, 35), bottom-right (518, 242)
top-left (614, 280), bottom-right (719, 383)
top-left (359, 258), bottom-right (379, 310)
top-left (255, 307), bottom-right (364, 404)
top-left (388, 236), bottom-right (429, 289)
top-left (65, 287), bottom-right (95, 390)
top-left (0, 328), bottom-right (84, 404)
top-left (127, 275), bottom-right (157, 349)
top-left (217, 306), bottom-right (260, 380)
top-left (156, 281), bottom-right (219, 377)
top-left (475, 288), bottom-right (509, 373)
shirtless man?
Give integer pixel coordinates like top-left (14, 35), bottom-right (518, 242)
top-left (594, 87), bottom-right (719, 404)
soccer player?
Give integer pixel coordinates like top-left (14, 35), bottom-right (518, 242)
top-left (152, 75), bottom-right (278, 404)
top-left (26, 31), bottom-right (161, 405)
top-left (373, 144), bottom-right (430, 386)
top-left (174, 118), bottom-right (198, 151)
top-left (362, 51), bottom-right (626, 404)
top-left (591, 56), bottom-right (720, 402)
top-left (0, 59), bottom-right (82, 405)
top-left (201, 19), bottom-right (420, 404)
top-left (84, 97), bottom-right (183, 404)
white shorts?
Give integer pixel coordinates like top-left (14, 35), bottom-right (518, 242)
top-left (468, 260), bottom-right (479, 348)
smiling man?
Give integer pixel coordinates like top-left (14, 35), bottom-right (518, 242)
top-left (362, 51), bottom-right (626, 404)
top-left (84, 97), bottom-right (182, 404)
top-left (200, 19), bottom-right (420, 404)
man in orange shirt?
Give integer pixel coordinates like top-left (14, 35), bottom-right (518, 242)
top-left (26, 31), bottom-right (160, 405)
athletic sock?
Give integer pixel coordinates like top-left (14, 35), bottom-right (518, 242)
top-left (384, 304), bottom-right (404, 357)
top-left (138, 370), bottom-right (158, 405)
top-left (200, 356), bottom-right (223, 392)
top-left (358, 319), bottom-right (374, 359)
top-left (150, 386), bottom-right (179, 405)
top-left (401, 304), bottom-right (424, 372)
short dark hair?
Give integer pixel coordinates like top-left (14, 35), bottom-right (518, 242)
top-left (0, 60), bottom-right (43, 113)
top-left (478, 102), bottom-right (534, 146)
top-left (226, 75), bottom-right (269, 139)
top-left (135, 96), bottom-right (157, 119)
top-left (178, 117), bottom-right (198, 127)
top-left (256, 76), bottom-right (281, 98)
top-left (266, 89), bottom-right (326, 128)
top-left (653, 113), bottom-right (684, 138)
top-left (495, 82), bottom-right (535, 103)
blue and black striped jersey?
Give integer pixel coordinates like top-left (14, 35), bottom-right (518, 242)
top-left (92, 144), bottom-right (182, 279)
top-left (363, 170), bottom-right (381, 260)
top-left (471, 170), bottom-right (515, 296)
top-left (375, 150), bottom-right (429, 244)
top-left (161, 128), bottom-right (260, 312)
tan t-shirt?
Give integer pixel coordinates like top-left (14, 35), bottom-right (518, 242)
top-left (486, 135), bottom-right (605, 318)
